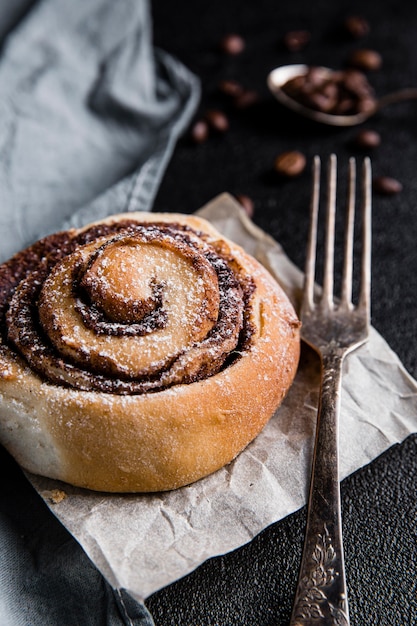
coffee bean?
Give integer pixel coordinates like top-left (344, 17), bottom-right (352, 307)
top-left (353, 129), bottom-right (381, 149)
top-left (373, 176), bottom-right (402, 195)
top-left (333, 97), bottom-right (355, 115)
top-left (205, 109), bottom-right (229, 133)
top-left (347, 49), bottom-right (382, 71)
top-left (235, 194), bottom-right (254, 218)
top-left (342, 69), bottom-right (373, 97)
top-left (357, 96), bottom-right (378, 114)
top-left (274, 151), bottom-right (306, 177)
top-left (344, 15), bottom-right (370, 39)
top-left (281, 66), bottom-right (376, 117)
top-left (283, 30), bottom-right (311, 52)
top-left (190, 120), bottom-right (209, 144)
top-left (233, 89), bottom-right (260, 110)
top-left (220, 34), bottom-right (245, 55)
top-left (308, 84), bottom-right (338, 113)
top-left (218, 79), bottom-right (244, 98)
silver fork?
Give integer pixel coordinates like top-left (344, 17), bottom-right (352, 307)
top-left (289, 154), bottom-right (372, 626)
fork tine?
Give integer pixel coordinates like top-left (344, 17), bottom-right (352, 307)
top-left (359, 156), bottom-right (372, 317)
top-left (341, 157), bottom-right (356, 306)
top-left (322, 154), bottom-right (337, 307)
top-left (303, 155), bottom-right (321, 310)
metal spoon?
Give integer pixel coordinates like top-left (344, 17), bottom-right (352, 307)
top-left (267, 64), bottom-right (417, 126)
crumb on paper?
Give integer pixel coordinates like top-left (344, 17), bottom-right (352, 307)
top-left (42, 489), bottom-right (68, 504)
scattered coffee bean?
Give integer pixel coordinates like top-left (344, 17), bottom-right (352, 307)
top-left (235, 194), bottom-right (254, 218)
top-left (233, 89), bottom-right (260, 110)
top-left (344, 15), bottom-right (370, 39)
top-left (283, 30), bottom-right (311, 52)
top-left (353, 129), bottom-right (381, 149)
top-left (274, 151), bottom-right (306, 177)
top-left (218, 79), bottom-right (244, 98)
top-left (190, 120), bottom-right (209, 144)
top-left (347, 49), bottom-right (382, 71)
top-left (205, 109), bottom-right (229, 133)
top-left (281, 66), bottom-right (377, 116)
top-left (220, 33), bottom-right (245, 55)
top-left (217, 79), bottom-right (259, 109)
top-left (373, 176), bottom-right (403, 195)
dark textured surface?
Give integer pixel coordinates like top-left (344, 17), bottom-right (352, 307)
top-left (146, 1), bottom-right (417, 624)
top-left (1, 1), bottom-right (417, 624)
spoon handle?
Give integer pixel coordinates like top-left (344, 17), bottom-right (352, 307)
top-left (377, 87), bottom-right (417, 110)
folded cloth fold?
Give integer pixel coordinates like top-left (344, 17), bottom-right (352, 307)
top-left (0, 0), bottom-right (199, 264)
top-left (0, 0), bottom-right (199, 623)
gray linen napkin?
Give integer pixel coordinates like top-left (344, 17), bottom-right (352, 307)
top-left (0, 0), bottom-right (199, 263)
top-left (0, 0), bottom-right (199, 624)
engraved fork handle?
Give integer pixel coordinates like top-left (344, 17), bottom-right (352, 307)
top-left (289, 350), bottom-right (350, 626)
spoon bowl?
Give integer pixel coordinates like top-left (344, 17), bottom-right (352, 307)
top-left (267, 64), bottom-right (417, 127)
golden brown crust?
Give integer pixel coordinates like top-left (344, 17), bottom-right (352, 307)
top-left (0, 212), bottom-right (300, 492)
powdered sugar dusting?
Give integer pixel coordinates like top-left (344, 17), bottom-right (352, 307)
top-left (4, 218), bottom-right (257, 395)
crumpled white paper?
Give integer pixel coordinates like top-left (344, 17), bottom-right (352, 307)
top-left (28, 193), bottom-right (417, 601)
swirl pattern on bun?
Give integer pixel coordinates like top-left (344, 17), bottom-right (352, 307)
top-left (0, 213), bottom-right (300, 492)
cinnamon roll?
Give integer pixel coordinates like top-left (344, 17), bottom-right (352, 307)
top-left (0, 213), bottom-right (300, 492)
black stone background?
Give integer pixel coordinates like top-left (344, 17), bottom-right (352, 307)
top-left (2, 1), bottom-right (417, 625)
top-left (147, 1), bottom-right (417, 624)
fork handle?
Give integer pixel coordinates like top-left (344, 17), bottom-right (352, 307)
top-left (289, 352), bottom-right (349, 626)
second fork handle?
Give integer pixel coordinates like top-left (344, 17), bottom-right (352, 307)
top-left (289, 351), bottom-right (350, 626)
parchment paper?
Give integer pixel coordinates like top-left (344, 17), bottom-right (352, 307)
top-left (28, 193), bottom-right (417, 601)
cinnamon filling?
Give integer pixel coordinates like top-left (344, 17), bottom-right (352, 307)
top-left (1, 220), bottom-right (256, 394)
